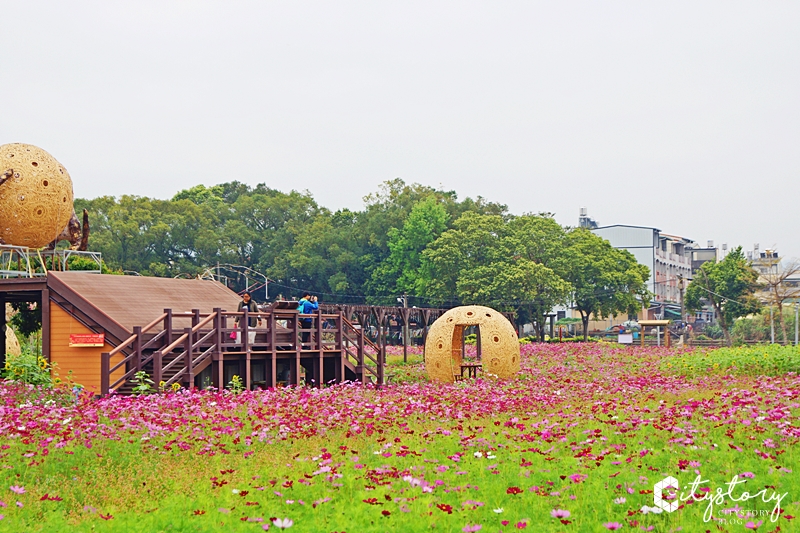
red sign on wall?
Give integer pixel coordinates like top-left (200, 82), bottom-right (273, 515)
top-left (69, 333), bottom-right (105, 347)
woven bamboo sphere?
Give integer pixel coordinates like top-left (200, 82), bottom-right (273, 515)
top-left (0, 143), bottom-right (74, 249)
top-left (425, 305), bottom-right (520, 383)
top-left (5, 325), bottom-right (21, 357)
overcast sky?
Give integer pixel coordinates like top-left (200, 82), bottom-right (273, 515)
top-left (4, 1), bottom-right (799, 259)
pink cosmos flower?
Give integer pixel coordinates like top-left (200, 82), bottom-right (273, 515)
top-left (462, 525), bottom-right (482, 532)
top-left (550, 509), bottom-right (570, 519)
top-left (9, 486), bottom-right (24, 495)
top-left (739, 472), bottom-right (755, 479)
top-left (604, 522), bottom-right (623, 530)
top-left (744, 521), bottom-right (762, 530)
top-left (273, 518), bottom-right (293, 529)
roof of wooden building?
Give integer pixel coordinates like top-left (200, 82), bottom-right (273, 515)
top-left (47, 272), bottom-right (241, 333)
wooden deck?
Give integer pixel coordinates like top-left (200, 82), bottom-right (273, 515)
top-left (101, 307), bottom-right (384, 394)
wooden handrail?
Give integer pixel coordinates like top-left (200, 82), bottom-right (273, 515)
top-left (107, 311), bottom-right (168, 357)
top-left (160, 332), bottom-right (189, 355)
top-left (193, 311), bottom-right (216, 332)
top-left (141, 312), bottom-right (169, 333)
top-left (107, 334), bottom-right (137, 357)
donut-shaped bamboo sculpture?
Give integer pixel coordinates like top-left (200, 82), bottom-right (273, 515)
top-left (0, 143), bottom-right (74, 248)
top-left (425, 305), bottom-right (520, 382)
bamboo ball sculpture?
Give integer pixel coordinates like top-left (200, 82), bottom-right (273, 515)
top-left (425, 305), bottom-right (520, 383)
top-left (0, 143), bottom-right (74, 249)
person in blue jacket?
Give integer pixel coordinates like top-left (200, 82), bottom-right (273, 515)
top-left (297, 292), bottom-right (319, 345)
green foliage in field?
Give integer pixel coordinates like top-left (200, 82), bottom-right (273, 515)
top-left (2, 347), bottom-right (53, 386)
top-left (663, 344), bottom-right (800, 376)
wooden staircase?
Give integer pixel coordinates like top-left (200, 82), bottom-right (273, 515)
top-left (101, 308), bottom-right (385, 395)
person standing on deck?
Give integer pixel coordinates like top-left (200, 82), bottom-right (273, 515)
top-left (297, 292), bottom-right (319, 345)
top-left (235, 292), bottom-right (261, 345)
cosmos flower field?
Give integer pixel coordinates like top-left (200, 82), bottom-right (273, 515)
top-left (1, 344), bottom-right (798, 532)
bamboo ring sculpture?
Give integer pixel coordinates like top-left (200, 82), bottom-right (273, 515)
top-left (0, 143), bottom-right (74, 248)
top-left (425, 305), bottom-right (520, 382)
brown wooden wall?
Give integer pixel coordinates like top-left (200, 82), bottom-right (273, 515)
top-left (49, 304), bottom-right (123, 393)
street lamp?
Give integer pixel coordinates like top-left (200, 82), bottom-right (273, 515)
top-left (795, 303), bottom-right (799, 346)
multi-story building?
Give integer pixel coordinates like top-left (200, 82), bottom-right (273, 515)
top-left (687, 241), bottom-right (719, 275)
top-left (591, 224), bottom-right (694, 305)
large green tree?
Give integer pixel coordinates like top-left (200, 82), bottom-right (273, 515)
top-left (560, 228), bottom-right (651, 341)
top-left (419, 212), bottom-right (572, 335)
top-left (685, 246), bottom-right (761, 346)
top-left (367, 196), bottom-right (450, 304)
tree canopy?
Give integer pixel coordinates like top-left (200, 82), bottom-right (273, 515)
top-left (76, 180), bottom-right (653, 332)
top-left (685, 246), bottom-right (761, 346)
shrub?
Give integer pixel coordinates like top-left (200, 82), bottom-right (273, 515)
top-left (2, 348), bottom-right (53, 387)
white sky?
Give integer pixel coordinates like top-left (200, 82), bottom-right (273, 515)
top-left (4, 1), bottom-right (799, 259)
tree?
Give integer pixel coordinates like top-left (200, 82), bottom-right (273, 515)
top-left (419, 212), bottom-right (572, 337)
top-left (560, 229), bottom-right (650, 341)
top-left (504, 215), bottom-right (571, 340)
top-left (759, 259), bottom-right (800, 344)
top-left (367, 196), bottom-right (449, 303)
top-left (685, 246), bottom-right (761, 346)
top-left (418, 212), bottom-right (509, 306)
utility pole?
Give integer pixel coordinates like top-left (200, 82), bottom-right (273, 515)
top-left (795, 303), bottom-right (799, 346)
top-left (770, 305), bottom-right (775, 344)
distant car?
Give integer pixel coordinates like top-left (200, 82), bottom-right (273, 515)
top-left (604, 324), bottom-right (640, 334)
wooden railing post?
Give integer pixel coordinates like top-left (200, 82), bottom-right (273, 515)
top-left (316, 309), bottom-right (323, 351)
top-left (358, 322), bottom-right (366, 384)
top-left (336, 312), bottom-right (344, 383)
top-left (153, 350), bottom-right (163, 387)
top-left (242, 307), bottom-right (249, 353)
top-left (192, 309), bottom-right (200, 328)
top-left (378, 344), bottom-right (385, 387)
top-left (317, 309), bottom-right (324, 387)
top-left (184, 327), bottom-right (194, 389)
top-left (133, 326), bottom-right (143, 373)
top-left (164, 309), bottom-right (173, 349)
top-left (269, 312), bottom-right (277, 388)
top-left (101, 352), bottom-right (110, 396)
top-left (212, 308), bottom-right (222, 390)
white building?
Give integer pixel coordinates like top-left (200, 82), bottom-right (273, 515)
top-left (591, 225), bottom-right (694, 305)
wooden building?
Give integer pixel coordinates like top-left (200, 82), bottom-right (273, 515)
top-left (0, 272), bottom-right (383, 395)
